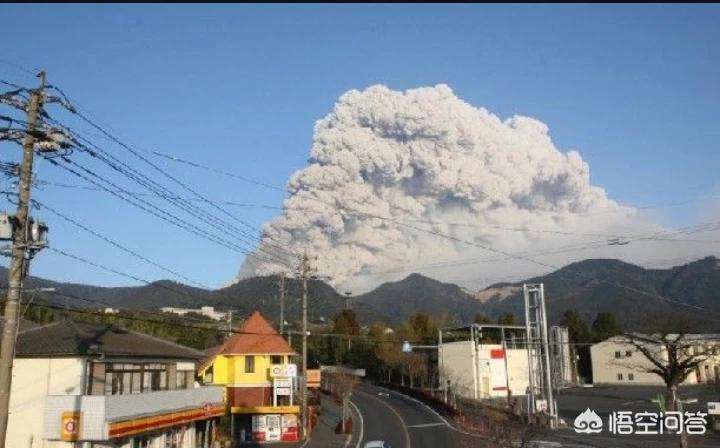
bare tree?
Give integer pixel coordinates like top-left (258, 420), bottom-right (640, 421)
top-left (624, 332), bottom-right (710, 412)
top-left (331, 371), bottom-right (358, 434)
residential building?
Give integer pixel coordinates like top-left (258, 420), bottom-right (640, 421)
top-left (8, 319), bottom-right (224, 448)
top-left (591, 334), bottom-right (720, 385)
top-left (160, 306), bottom-right (228, 321)
top-left (197, 312), bottom-right (298, 443)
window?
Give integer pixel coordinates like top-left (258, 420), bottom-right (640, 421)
top-left (625, 350), bottom-right (632, 357)
top-left (245, 356), bottom-right (255, 373)
top-left (617, 373), bottom-right (623, 381)
top-left (101, 362), bottom-right (168, 395)
top-left (270, 355), bottom-right (283, 365)
top-left (628, 373), bottom-right (634, 381)
top-left (176, 371), bottom-right (190, 389)
top-left (614, 351), bottom-right (621, 358)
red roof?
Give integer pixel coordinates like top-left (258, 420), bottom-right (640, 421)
top-left (204, 311), bottom-right (294, 361)
top-left (198, 312), bottom-right (295, 373)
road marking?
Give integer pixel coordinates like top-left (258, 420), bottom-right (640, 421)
top-left (369, 385), bottom-right (487, 439)
top-left (360, 389), bottom-right (411, 448)
top-left (349, 400), bottom-right (364, 448)
top-left (407, 422), bottom-right (446, 428)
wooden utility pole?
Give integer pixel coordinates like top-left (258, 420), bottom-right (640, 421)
top-left (344, 291), bottom-right (352, 351)
top-left (0, 71), bottom-right (46, 447)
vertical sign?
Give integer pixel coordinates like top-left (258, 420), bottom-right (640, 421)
top-left (61, 411), bottom-right (81, 441)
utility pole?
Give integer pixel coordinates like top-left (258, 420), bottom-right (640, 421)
top-left (277, 272), bottom-right (286, 336)
top-left (0, 71), bottom-right (46, 447)
top-left (226, 310), bottom-right (233, 338)
top-left (344, 291), bottom-right (352, 351)
top-left (296, 251), bottom-right (314, 441)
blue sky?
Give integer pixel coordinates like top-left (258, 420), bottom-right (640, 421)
top-left (1, 4), bottom-right (719, 288)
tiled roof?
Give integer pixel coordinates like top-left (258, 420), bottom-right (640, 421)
top-left (14, 320), bottom-right (203, 360)
top-left (223, 311), bottom-right (294, 355)
top-left (198, 312), bottom-right (294, 372)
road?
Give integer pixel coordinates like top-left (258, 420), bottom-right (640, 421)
top-left (350, 383), bottom-right (465, 448)
top-left (347, 383), bottom-right (720, 448)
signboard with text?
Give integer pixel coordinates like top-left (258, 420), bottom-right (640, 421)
top-left (270, 364), bottom-right (297, 378)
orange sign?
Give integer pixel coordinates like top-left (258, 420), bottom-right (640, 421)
top-left (61, 411), bottom-right (81, 441)
top-left (307, 369), bottom-right (321, 387)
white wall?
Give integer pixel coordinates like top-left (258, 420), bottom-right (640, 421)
top-left (8, 357), bottom-right (85, 448)
top-left (440, 341), bottom-right (476, 399)
top-left (591, 337), bottom-right (697, 385)
top-left (506, 349), bottom-right (530, 396)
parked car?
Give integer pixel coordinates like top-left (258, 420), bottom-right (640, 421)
top-left (363, 441), bottom-right (391, 448)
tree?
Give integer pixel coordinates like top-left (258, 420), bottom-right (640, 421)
top-left (561, 309), bottom-right (592, 382)
top-left (474, 313), bottom-right (492, 324)
top-left (405, 313), bottom-right (437, 343)
top-left (624, 315), bottom-right (713, 411)
top-left (497, 313), bottom-right (516, 325)
top-left (591, 312), bottom-right (620, 342)
top-left (332, 310), bottom-right (360, 336)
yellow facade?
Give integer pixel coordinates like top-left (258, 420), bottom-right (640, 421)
top-left (202, 354), bottom-right (290, 385)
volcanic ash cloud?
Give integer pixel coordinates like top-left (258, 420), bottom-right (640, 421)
top-left (239, 84), bottom-right (653, 290)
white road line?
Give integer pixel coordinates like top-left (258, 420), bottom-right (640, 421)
top-left (407, 422), bottom-right (446, 428)
top-left (349, 400), bottom-right (364, 448)
top-left (369, 385), bottom-right (486, 439)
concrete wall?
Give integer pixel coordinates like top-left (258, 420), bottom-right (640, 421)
top-left (8, 357), bottom-right (86, 448)
top-left (441, 341), bottom-right (531, 400)
top-left (440, 341), bottom-right (476, 399)
top-left (506, 349), bottom-right (530, 396)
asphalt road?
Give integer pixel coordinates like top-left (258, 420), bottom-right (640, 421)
top-left (546, 384), bottom-right (720, 448)
top-left (350, 383), bottom-right (462, 448)
top-left (347, 383), bottom-right (720, 448)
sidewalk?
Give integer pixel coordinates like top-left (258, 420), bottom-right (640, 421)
top-left (305, 392), bottom-right (358, 448)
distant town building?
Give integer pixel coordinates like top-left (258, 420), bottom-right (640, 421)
top-left (7, 319), bottom-right (224, 448)
top-left (160, 305), bottom-right (228, 321)
top-left (197, 311), bottom-right (299, 443)
top-left (591, 334), bottom-right (720, 385)
top-left (103, 307), bottom-right (119, 314)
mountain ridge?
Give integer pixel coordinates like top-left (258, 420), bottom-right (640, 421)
top-left (3, 256), bottom-right (719, 331)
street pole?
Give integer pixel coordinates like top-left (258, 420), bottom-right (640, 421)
top-left (226, 310), bottom-right (233, 338)
top-left (298, 252), bottom-right (311, 440)
top-left (278, 272), bottom-right (285, 337)
top-left (0, 71), bottom-right (46, 447)
top-left (344, 291), bottom-right (351, 351)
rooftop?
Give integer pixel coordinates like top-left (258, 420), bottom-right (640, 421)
top-left (14, 319), bottom-right (203, 360)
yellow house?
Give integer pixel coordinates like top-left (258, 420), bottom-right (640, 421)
top-left (198, 311), bottom-right (298, 443)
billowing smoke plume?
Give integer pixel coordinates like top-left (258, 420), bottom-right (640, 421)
top-left (239, 84), bottom-right (698, 291)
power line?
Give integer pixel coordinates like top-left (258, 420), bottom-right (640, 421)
top-left (41, 118), bottom-right (294, 264)
top-left (53, 106), bottom-right (296, 260)
top-left (33, 199), bottom-right (213, 290)
top-left (40, 154), bottom-right (290, 268)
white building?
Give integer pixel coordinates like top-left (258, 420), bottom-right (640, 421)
top-left (160, 306), bottom-right (228, 321)
top-left (8, 320), bottom-right (224, 448)
top-left (439, 324), bottom-right (572, 400)
top-left (590, 334), bottom-right (720, 385)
